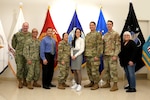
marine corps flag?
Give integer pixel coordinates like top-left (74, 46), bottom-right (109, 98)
top-left (142, 36), bottom-right (150, 70)
top-left (121, 2), bottom-right (145, 71)
top-left (96, 9), bottom-right (108, 74)
top-left (39, 7), bottom-right (61, 67)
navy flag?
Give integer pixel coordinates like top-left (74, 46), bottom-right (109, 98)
top-left (96, 9), bottom-right (108, 74)
top-left (67, 10), bottom-right (85, 67)
top-left (121, 2), bottom-right (145, 71)
top-left (142, 36), bottom-right (150, 70)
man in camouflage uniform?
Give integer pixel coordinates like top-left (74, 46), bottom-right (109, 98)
top-left (101, 20), bottom-right (121, 91)
top-left (84, 21), bottom-right (103, 90)
top-left (57, 33), bottom-right (70, 89)
top-left (12, 22), bottom-right (31, 88)
top-left (23, 28), bottom-right (41, 89)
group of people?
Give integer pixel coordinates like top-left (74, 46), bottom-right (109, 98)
top-left (12, 20), bottom-right (137, 93)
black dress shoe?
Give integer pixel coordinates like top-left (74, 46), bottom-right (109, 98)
top-left (124, 86), bottom-right (130, 89)
top-left (126, 88), bottom-right (136, 92)
top-left (43, 86), bottom-right (50, 89)
top-left (50, 83), bottom-right (56, 87)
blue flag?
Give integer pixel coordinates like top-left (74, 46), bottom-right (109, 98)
top-left (142, 36), bottom-right (150, 70)
top-left (67, 11), bottom-right (84, 44)
top-left (67, 10), bottom-right (85, 67)
top-left (96, 9), bottom-right (108, 74)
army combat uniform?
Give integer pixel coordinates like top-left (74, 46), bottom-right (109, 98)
top-left (23, 38), bottom-right (41, 89)
top-left (102, 30), bottom-right (121, 91)
top-left (84, 31), bottom-right (103, 90)
top-left (57, 40), bottom-right (70, 89)
top-left (12, 32), bottom-right (31, 87)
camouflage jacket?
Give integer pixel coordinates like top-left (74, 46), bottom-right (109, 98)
top-left (23, 38), bottom-right (40, 60)
top-left (57, 40), bottom-right (70, 63)
top-left (85, 31), bottom-right (103, 57)
top-left (12, 32), bottom-right (31, 55)
top-left (103, 30), bottom-right (121, 56)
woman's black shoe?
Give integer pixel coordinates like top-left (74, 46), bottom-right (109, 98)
top-left (126, 88), bottom-right (136, 92)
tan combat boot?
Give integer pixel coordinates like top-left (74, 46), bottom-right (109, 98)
top-left (62, 83), bottom-right (70, 87)
top-left (58, 83), bottom-right (65, 89)
top-left (23, 79), bottom-right (27, 86)
top-left (33, 81), bottom-right (41, 87)
top-left (27, 81), bottom-right (33, 89)
top-left (84, 81), bottom-right (94, 88)
top-left (110, 82), bottom-right (118, 91)
top-left (101, 81), bottom-right (111, 88)
top-left (91, 83), bottom-right (99, 90)
top-left (18, 79), bottom-right (23, 89)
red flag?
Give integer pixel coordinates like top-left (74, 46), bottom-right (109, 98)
top-left (39, 7), bottom-right (61, 68)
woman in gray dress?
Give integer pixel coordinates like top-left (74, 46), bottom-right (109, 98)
top-left (71, 28), bottom-right (85, 92)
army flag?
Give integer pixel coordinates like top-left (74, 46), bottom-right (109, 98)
top-left (38, 7), bottom-right (61, 67)
top-left (142, 36), bottom-right (150, 70)
top-left (96, 9), bottom-right (108, 74)
top-left (121, 2), bottom-right (145, 71)
top-left (67, 10), bottom-right (85, 67)
top-left (8, 5), bottom-right (25, 75)
top-left (0, 20), bottom-right (8, 74)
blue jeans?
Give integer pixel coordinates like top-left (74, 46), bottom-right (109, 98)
top-left (124, 64), bottom-right (136, 88)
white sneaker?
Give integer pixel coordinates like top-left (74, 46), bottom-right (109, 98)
top-left (76, 85), bottom-right (82, 92)
top-left (71, 83), bottom-right (77, 89)
top-left (72, 79), bottom-right (75, 85)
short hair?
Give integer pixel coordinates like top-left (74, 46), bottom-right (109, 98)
top-left (123, 31), bottom-right (132, 40)
top-left (107, 20), bottom-right (113, 25)
top-left (90, 21), bottom-right (96, 25)
top-left (46, 27), bottom-right (53, 31)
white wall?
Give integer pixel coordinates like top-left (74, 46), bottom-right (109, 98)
top-left (0, 0), bottom-right (150, 79)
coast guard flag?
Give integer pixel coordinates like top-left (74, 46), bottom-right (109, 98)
top-left (96, 9), bottom-right (108, 74)
top-left (67, 10), bottom-right (85, 67)
top-left (121, 2), bottom-right (145, 71)
top-left (0, 20), bottom-right (8, 74)
top-left (38, 7), bottom-right (61, 68)
top-left (142, 36), bottom-right (150, 70)
top-left (8, 6), bottom-right (25, 75)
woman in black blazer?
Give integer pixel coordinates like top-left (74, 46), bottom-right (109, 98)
top-left (119, 31), bottom-right (137, 92)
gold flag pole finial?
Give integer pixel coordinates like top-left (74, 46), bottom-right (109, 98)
top-left (100, 5), bottom-right (102, 9)
top-left (19, 2), bottom-right (23, 8)
top-left (48, 5), bottom-right (50, 10)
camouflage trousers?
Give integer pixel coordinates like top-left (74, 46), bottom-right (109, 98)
top-left (15, 54), bottom-right (27, 80)
top-left (103, 55), bottom-right (118, 82)
top-left (26, 60), bottom-right (40, 82)
top-left (86, 57), bottom-right (100, 84)
top-left (58, 62), bottom-right (69, 84)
